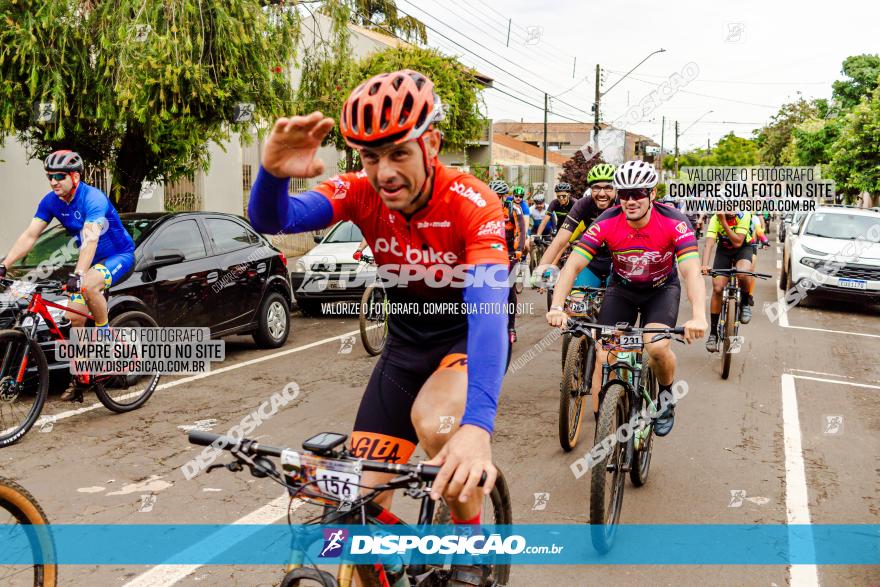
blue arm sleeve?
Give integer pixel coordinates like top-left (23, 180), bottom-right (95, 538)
top-left (460, 265), bottom-right (509, 434)
top-left (247, 167), bottom-right (335, 234)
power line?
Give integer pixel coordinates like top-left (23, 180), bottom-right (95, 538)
top-left (394, 0), bottom-right (595, 117)
top-left (605, 71), bottom-right (779, 109)
top-left (605, 69), bottom-right (827, 85)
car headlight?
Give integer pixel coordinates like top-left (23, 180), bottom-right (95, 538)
top-left (295, 259), bottom-right (307, 272)
top-left (799, 256), bottom-right (823, 269)
top-left (800, 245), bottom-right (827, 256)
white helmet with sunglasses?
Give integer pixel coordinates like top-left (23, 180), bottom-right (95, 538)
top-left (613, 160), bottom-right (658, 189)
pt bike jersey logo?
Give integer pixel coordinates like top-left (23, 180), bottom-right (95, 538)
top-left (477, 220), bottom-right (504, 237)
top-left (329, 176), bottom-right (350, 200)
top-left (320, 529), bottom-right (349, 558)
top-left (450, 181), bottom-right (487, 208)
top-left (372, 237), bottom-right (458, 265)
top-left (675, 221), bottom-right (688, 234)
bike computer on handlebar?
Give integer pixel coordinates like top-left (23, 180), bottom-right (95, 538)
top-left (302, 432), bottom-right (348, 455)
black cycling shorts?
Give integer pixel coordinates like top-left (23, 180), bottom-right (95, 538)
top-left (351, 336), bottom-right (467, 465)
top-left (597, 280), bottom-right (681, 328)
top-left (712, 245), bottom-right (753, 270)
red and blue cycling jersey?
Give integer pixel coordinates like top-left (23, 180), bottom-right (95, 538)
top-left (248, 165), bottom-right (509, 433)
top-left (573, 202), bottom-right (698, 289)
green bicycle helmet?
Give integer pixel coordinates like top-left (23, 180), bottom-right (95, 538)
top-left (511, 185), bottom-right (526, 197)
top-left (588, 163), bottom-right (616, 185)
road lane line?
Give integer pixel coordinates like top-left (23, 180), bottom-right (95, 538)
top-left (37, 328), bottom-right (362, 425)
top-left (790, 369), bottom-right (854, 379)
top-left (123, 495), bottom-right (302, 587)
top-left (780, 374), bottom-right (820, 587)
top-left (777, 259), bottom-right (782, 269)
top-left (782, 324), bottom-right (880, 339)
top-left (791, 375), bottom-right (880, 390)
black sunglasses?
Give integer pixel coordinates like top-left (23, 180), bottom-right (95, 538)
top-left (617, 188), bottom-right (651, 201)
top-left (46, 172), bottom-right (68, 181)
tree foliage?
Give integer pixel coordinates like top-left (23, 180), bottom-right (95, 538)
top-left (662, 132), bottom-right (758, 170)
top-left (558, 149), bottom-right (605, 198)
top-left (752, 98), bottom-right (818, 166)
top-left (829, 83), bottom-right (880, 199)
top-left (0, 0), bottom-right (301, 212)
top-left (831, 54), bottom-right (880, 110)
top-left (345, 0), bottom-right (426, 43)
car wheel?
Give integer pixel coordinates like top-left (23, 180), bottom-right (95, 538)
top-left (778, 263), bottom-right (788, 291)
top-left (253, 292), bottom-right (290, 348)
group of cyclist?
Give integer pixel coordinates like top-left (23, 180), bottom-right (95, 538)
top-left (0, 66), bottom-right (775, 585)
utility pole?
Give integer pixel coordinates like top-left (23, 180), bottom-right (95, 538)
top-left (659, 115), bottom-right (665, 171)
top-left (543, 93), bottom-right (549, 182)
top-left (593, 64), bottom-right (601, 152)
top-left (674, 120), bottom-right (680, 177)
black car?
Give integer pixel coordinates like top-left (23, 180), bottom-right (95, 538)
top-left (2, 212), bottom-right (292, 382)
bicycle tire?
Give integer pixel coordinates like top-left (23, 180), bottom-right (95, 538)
top-left (721, 298), bottom-right (735, 380)
top-left (514, 263), bottom-right (524, 295)
top-left (630, 362), bottom-right (657, 487)
top-left (279, 567), bottom-right (337, 587)
top-left (93, 312), bottom-right (161, 413)
top-left (0, 330), bottom-right (48, 448)
top-left (433, 468), bottom-right (512, 585)
top-left (590, 383), bottom-right (627, 554)
top-left (0, 476), bottom-right (57, 586)
top-left (359, 285), bottom-right (387, 356)
top-left (558, 335), bottom-right (591, 452)
top-left (560, 332), bottom-right (570, 370)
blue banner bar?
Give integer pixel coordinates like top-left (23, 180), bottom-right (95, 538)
top-left (1, 524), bottom-right (877, 565)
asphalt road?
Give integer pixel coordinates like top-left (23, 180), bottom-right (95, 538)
top-left (3, 238), bottom-right (878, 586)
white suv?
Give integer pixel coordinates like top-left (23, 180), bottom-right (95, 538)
top-left (780, 206), bottom-right (880, 304)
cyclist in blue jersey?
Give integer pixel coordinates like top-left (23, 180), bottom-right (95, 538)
top-left (0, 151), bottom-right (135, 398)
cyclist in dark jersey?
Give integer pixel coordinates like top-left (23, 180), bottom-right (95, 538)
top-left (536, 164), bottom-right (617, 289)
top-left (248, 71), bottom-right (508, 563)
top-left (536, 183), bottom-right (573, 236)
top-left (489, 180), bottom-right (526, 344)
top-left (546, 161), bottom-right (707, 436)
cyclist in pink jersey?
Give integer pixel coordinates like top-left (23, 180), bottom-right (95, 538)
top-left (546, 161), bottom-right (707, 436)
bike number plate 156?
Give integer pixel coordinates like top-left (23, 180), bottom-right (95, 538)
top-left (619, 333), bottom-right (642, 349)
top-left (316, 468), bottom-right (360, 500)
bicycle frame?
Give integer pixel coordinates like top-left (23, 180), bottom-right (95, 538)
top-left (717, 274), bottom-right (741, 342)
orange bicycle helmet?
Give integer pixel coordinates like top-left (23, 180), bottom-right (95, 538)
top-left (340, 69), bottom-right (443, 149)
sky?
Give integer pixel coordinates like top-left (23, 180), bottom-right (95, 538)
top-left (398, 0), bottom-right (880, 151)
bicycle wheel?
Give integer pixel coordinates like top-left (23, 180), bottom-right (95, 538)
top-left (434, 468), bottom-right (512, 585)
top-left (558, 335), bottom-right (593, 452)
top-left (279, 567), bottom-right (337, 587)
top-left (359, 285), bottom-right (387, 356)
top-left (720, 298), bottom-right (736, 380)
top-left (630, 362), bottom-right (657, 487)
top-left (514, 263), bottom-right (524, 295)
top-left (0, 330), bottom-right (48, 448)
top-left (0, 477), bottom-right (57, 586)
top-left (93, 312), bottom-right (161, 413)
top-left (590, 384), bottom-right (627, 553)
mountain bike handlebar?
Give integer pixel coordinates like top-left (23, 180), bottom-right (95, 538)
top-left (0, 277), bottom-right (66, 293)
top-left (188, 430), bottom-right (444, 480)
top-left (708, 269), bottom-right (772, 279)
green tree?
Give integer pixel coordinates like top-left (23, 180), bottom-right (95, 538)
top-left (345, 0), bottom-right (427, 43)
top-left (784, 117), bottom-right (840, 167)
top-left (558, 149), bottom-right (606, 198)
top-left (829, 84), bottom-right (880, 203)
top-left (753, 98), bottom-right (818, 165)
top-left (0, 1), bottom-right (302, 212)
top-left (707, 132), bottom-right (759, 166)
top-left (832, 54), bottom-right (880, 110)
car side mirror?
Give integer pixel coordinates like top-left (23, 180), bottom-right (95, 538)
top-left (143, 248), bottom-right (185, 269)
top-left (313, 235), bottom-right (323, 244)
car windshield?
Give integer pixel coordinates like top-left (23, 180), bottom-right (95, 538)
top-left (803, 213), bottom-right (880, 242)
top-left (11, 218), bottom-right (156, 268)
top-left (323, 221), bottom-right (364, 244)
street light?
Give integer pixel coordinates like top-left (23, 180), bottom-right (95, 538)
top-left (593, 48), bottom-right (666, 150)
top-left (681, 109), bottom-right (714, 137)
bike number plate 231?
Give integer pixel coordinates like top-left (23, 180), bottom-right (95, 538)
top-left (619, 333), bottom-right (642, 349)
top-left (316, 468), bottom-right (360, 500)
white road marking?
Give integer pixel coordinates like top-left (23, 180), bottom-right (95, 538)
top-left (782, 324), bottom-right (880, 339)
top-left (122, 494), bottom-right (302, 587)
top-left (780, 374), bottom-right (820, 587)
top-left (107, 475), bottom-right (173, 496)
top-left (791, 375), bottom-right (880, 390)
top-left (776, 259), bottom-right (782, 269)
top-left (789, 369), bottom-right (854, 380)
top-left (33, 328), bottom-right (361, 425)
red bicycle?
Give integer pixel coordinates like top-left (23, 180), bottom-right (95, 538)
top-left (0, 278), bottom-right (160, 447)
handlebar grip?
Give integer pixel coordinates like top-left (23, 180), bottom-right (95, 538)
top-left (673, 326), bottom-right (686, 335)
top-left (420, 465), bottom-right (441, 479)
top-left (188, 430), bottom-right (229, 448)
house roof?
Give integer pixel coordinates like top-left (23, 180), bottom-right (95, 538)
top-left (493, 133), bottom-right (570, 166)
top-left (493, 121), bottom-right (659, 146)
